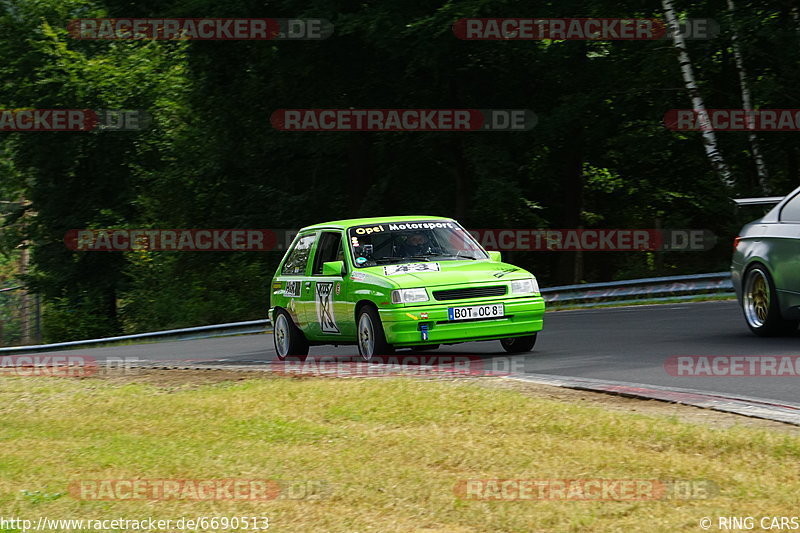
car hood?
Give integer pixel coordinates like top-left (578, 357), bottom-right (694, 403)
top-left (359, 260), bottom-right (534, 288)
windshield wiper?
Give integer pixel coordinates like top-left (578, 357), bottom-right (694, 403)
top-left (431, 253), bottom-right (478, 260)
top-left (375, 256), bottom-right (431, 264)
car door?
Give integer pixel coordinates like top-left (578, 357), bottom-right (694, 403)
top-left (305, 230), bottom-right (355, 340)
top-left (773, 193), bottom-right (800, 297)
top-left (277, 231), bottom-right (318, 331)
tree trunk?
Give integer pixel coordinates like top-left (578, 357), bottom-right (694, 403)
top-left (18, 247), bottom-right (30, 344)
top-left (662, 0), bottom-right (735, 188)
top-left (791, 0), bottom-right (800, 27)
top-left (654, 216), bottom-right (663, 273)
top-left (727, 0), bottom-right (771, 194)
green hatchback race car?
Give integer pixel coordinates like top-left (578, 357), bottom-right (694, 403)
top-left (269, 216), bottom-right (545, 361)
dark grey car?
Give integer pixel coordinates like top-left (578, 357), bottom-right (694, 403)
top-left (732, 186), bottom-right (800, 336)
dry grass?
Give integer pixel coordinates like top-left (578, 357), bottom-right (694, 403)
top-left (1, 373), bottom-right (799, 532)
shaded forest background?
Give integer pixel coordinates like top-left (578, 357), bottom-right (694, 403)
top-left (1, 0), bottom-right (798, 341)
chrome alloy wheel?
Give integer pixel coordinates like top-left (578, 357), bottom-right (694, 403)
top-left (358, 312), bottom-right (375, 361)
top-left (744, 268), bottom-right (770, 329)
top-left (274, 313), bottom-right (290, 359)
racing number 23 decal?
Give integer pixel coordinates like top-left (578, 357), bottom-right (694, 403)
top-left (315, 282), bottom-right (340, 334)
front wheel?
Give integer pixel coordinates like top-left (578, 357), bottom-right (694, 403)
top-left (357, 306), bottom-right (394, 362)
top-left (273, 310), bottom-right (309, 360)
top-left (500, 334), bottom-right (537, 354)
top-left (742, 265), bottom-right (797, 336)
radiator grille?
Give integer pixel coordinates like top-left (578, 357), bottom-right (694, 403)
top-left (432, 286), bottom-right (507, 301)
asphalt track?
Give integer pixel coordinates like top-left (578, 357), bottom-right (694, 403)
top-left (25, 300), bottom-right (800, 405)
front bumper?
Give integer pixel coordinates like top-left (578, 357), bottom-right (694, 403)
top-left (379, 296), bottom-right (545, 346)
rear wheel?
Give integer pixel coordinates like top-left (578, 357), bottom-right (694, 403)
top-left (273, 310), bottom-right (309, 360)
top-left (357, 306), bottom-right (394, 362)
top-left (743, 265), bottom-right (797, 336)
top-left (500, 334), bottom-right (537, 354)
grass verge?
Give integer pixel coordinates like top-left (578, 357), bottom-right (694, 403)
top-left (0, 373), bottom-right (798, 532)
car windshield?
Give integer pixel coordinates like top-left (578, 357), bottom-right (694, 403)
top-left (347, 220), bottom-right (488, 268)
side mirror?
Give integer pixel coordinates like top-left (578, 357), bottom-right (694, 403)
top-left (322, 260), bottom-right (345, 276)
top-left (488, 251), bottom-right (502, 262)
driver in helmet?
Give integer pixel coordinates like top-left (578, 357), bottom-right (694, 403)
top-left (400, 232), bottom-right (431, 257)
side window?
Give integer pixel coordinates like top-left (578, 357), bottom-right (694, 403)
top-left (312, 231), bottom-right (345, 275)
top-left (781, 194), bottom-right (800, 222)
top-left (281, 233), bottom-right (316, 275)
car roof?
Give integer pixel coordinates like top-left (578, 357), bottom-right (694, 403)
top-left (299, 216), bottom-right (455, 232)
top-left (760, 184), bottom-right (800, 223)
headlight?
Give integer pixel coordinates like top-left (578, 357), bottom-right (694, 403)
top-left (391, 288), bottom-right (429, 304)
top-left (511, 278), bottom-right (539, 295)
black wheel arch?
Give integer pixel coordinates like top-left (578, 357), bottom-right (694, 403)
top-left (354, 300), bottom-right (378, 321)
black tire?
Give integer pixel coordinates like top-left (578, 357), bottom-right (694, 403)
top-left (356, 305), bottom-right (394, 362)
top-left (500, 334), bottom-right (537, 354)
top-left (742, 265), bottom-right (798, 337)
top-left (406, 344), bottom-right (440, 352)
top-left (273, 309), bottom-right (309, 360)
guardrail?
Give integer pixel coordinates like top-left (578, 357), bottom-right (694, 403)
top-left (0, 319), bottom-right (270, 354)
top-left (542, 271), bottom-right (733, 307)
top-left (0, 272), bottom-right (734, 354)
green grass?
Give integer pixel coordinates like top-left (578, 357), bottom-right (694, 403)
top-left (0, 375), bottom-right (798, 532)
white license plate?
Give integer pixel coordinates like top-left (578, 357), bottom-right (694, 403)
top-left (448, 303), bottom-right (505, 321)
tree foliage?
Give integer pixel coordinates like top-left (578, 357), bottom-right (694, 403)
top-left (0, 0), bottom-right (796, 340)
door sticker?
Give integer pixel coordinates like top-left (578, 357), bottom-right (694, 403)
top-left (284, 280), bottom-right (301, 298)
top-left (315, 281), bottom-right (340, 334)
